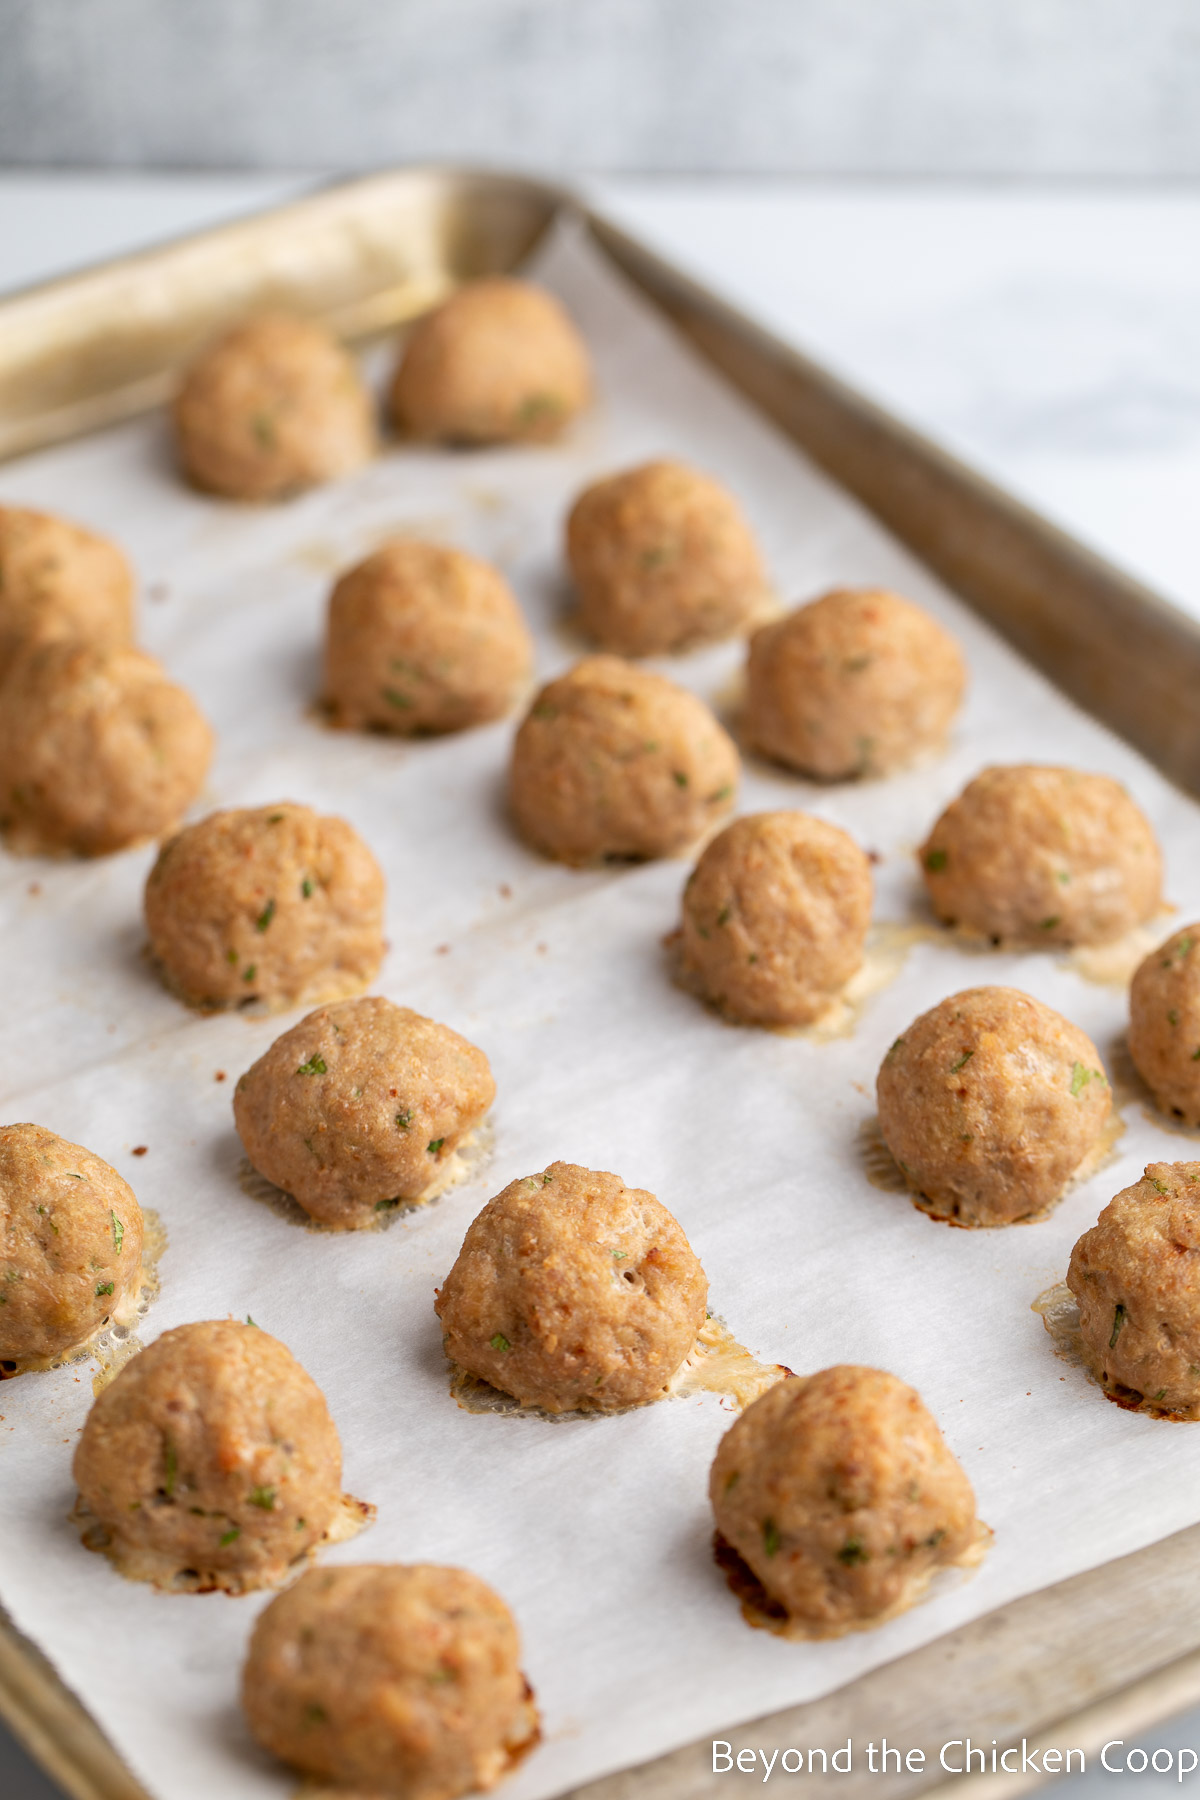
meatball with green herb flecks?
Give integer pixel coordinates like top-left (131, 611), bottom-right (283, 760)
top-left (73, 1319), bottom-right (368, 1592)
top-left (1067, 1162), bottom-right (1200, 1418)
top-left (1128, 924), bottom-right (1200, 1125)
top-left (876, 986), bottom-right (1111, 1226)
top-left (677, 810), bottom-right (872, 1026)
top-left (710, 1367), bottom-right (986, 1637)
top-left (0, 1122), bottom-right (145, 1375)
top-left (323, 538), bottom-right (533, 734)
top-left (509, 655), bottom-right (738, 866)
top-left (144, 802), bottom-right (385, 1014)
top-left (234, 996), bottom-right (495, 1228)
top-left (242, 1564), bottom-right (539, 1800)
top-left (0, 505), bottom-right (134, 680)
top-left (434, 1162), bottom-right (707, 1412)
top-left (173, 313), bottom-right (375, 501)
top-left (919, 765), bottom-right (1162, 947)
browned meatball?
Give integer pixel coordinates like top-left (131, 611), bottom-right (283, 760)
top-left (173, 313), bottom-right (375, 501)
top-left (1128, 925), bottom-right (1200, 1124)
top-left (0, 1123), bottom-right (144, 1374)
top-left (390, 278), bottom-right (591, 444)
top-left (73, 1319), bottom-right (356, 1591)
top-left (566, 460), bottom-right (769, 656)
top-left (243, 1563), bottom-right (539, 1800)
top-left (920, 765), bottom-right (1162, 947)
top-left (0, 505), bottom-right (134, 679)
top-left (710, 1366), bottom-right (985, 1636)
top-left (435, 1162), bottom-right (707, 1413)
top-left (677, 811), bottom-right (872, 1027)
top-left (509, 655), bottom-right (738, 866)
top-left (144, 802), bottom-right (386, 1013)
top-left (877, 987), bottom-right (1111, 1226)
top-left (0, 642), bottom-right (213, 856)
top-left (324, 538), bottom-right (534, 734)
top-left (1068, 1162), bottom-right (1200, 1417)
top-left (234, 996), bottom-right (496, 1228)
top-left (746, 588), bottom-right (966, 779)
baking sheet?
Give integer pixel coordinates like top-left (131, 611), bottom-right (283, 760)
top-left (3, 218), bottom-right (1200, 1800)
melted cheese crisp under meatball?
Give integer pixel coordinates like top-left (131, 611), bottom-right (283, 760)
top-left (509, 655), bottom-right (739, 866)
top-left (876, 986), bottom-right (1111, 1227)
top-left (324, 538), bottom-right (533, 734)
top-left (435, 1162), bottom-right (708, 1413)
top-left (390, 277), bottom-right (591, 444)
top-left (243, 1564), bottom-right (539, 1800)
top-left (73, 1318), bottom-right (368, 1591)
top-left (920, 764), bottom-right (1162, 948)
top-left (567, 460), bottom-right (769, 656)
top-left (710, 1366), bottom-right (986, 1637)
top-left (234, 996), bottom-right (496, 1228)
top-left (0, 1123), bottom-right (145, 1375)
top-left (144, 802), bottom-right (385, 1013)
top-left (677, 811), bottom-right (872, 1026)
top-left (0, 505), bottom-right (134, 680)
top-left (173, 312), bottom-right (375, 501)
top-left (0, 641), bottom-right (213, 857)
top-left (746, 587), bottom-right (966, 779)
top-left (1068, 1161), bottom-right (1200, 1418)
top-left (1128, 924), bottom-right (1200, 1125)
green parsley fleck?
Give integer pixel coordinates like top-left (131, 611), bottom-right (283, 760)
top-left (1056, 870), bottom-right (1072, 885)
top-left (717, 905), bottom-right (732, 926)
top-left (395, 1109), bottom-right (413, 1130)
top-left (304, 1703), bottom-right (328, 1726)
top-left (255, 898), bottom-right (276, 932)
top-left (724, 1470), bottom-right (740, 1493)
top-left (949, 1050), bottom-right (974, 1073)
top-left (246, 1315), bottom-right (258, 1327)
top-left (242, 964), bottom-right (257, 983)
top-left (1169, 1009), bottom-right (1180, 1026)
top-left (531, 702), bottom-right (558, 721)
top-left (1151, 1178), bottom-right (1171, 1194)
top-left (427, 1138), bottom-right (445, 1155)
top-left (1070, 1061), bottom-right (1105, 1098)
top-left (297, 1055), bottom-right (327, 1076)
top-left (837, 1537), bottom-right (869, 1566)
top-left (710, 784), bottom-right (733, 803)
top-left (267, 812), bottom-right (285, 824)
top-left (1192, 1047), bottom-right (1200, 1062)
top-left (1040, 916), bottom-right (1061, 931)
top-left (923, 848), bottom-right (948, 873)
top-left (672, 771), bottom-right (689, 788)
top-left (1155, 1388), bottom-right (1168, 1401)
top-left (251, 414), bottom-right (276, 449)
top-left (383, 686), bottom-right (413, 710)
top-left (110, 1211), bottom-right (124, 1254)
top-left (249, 1486), bottom-right (276, 1511)
top-left (301, 877), bottom-right (314, 899)
top-left (375, 1198), bottom-right (399, 1212)
top-left (219, 1526), bottom-right (240, 1546)
top-left (1109, 1303), bottom-right (1127, 1349)
top-left (225, 947), bottom-right (239, 965)
top-left (490, 1333), bottom-right (511, 1352)
top-left (762, 1518), bottom-right (781, 1557)
top-left (95, 1281), bottom-right (114, 1298)
top-left (747, 952), bottom-right (758, 964)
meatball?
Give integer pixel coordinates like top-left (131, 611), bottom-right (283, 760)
top-left (0, 505), bottom-right (134, 679)
top-left (920, 765), bottom-right (1162, 947)
top-left (710, 1366), bottom-right (984, 1636)
top-left (746, 588), bottom-right (966, 779)
top-left (0, 642), bottom-right (213, 857)
top-left (876, 986), bottom-right (1111, 1227)
top-left (1067, 1162), bottom-right (1200, 1417)
top-left (677, 811), bottom-right (872, 1027)
top-left (243, 1564), bottom-right (539, 1800)
top-left (74, 1319), bottom-right (356, 1591)
top-left (324, 538), bottom-right (533, 734)
top-left (0, 1123), bottom-right (144, 1375)
top-left (144, 802), bottom-right (386, 1013)
top-left (173, 313), bottom-right (375, 501)
top-left (1128, 925), bottom-right (1200, 1125)
top-left (435, 1161), bottom-right (707, 1413)
top-left (566, 460), bottom-right (769, 656)
top-left (389, 277), bottom-right (591, 444)
top-left (234, 996), bottom-right (496, 1228)
top-left (509, 655), bottom-right (738, 866)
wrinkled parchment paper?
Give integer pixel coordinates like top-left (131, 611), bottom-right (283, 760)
top-left (4, 221), bottom-right (1200, 1800)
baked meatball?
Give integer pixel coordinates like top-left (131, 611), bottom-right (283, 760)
top-left (0, 505), bottom-right (134, 679)
top-left (324, 538), bottom-right (533, 734)
top-left (509, 655), bottom-right (738, 866)
top-left (566, 460), bottom-right (769, 656)
top-left (74, 1319), bottom-right (355, 1590)
top-left (746, 588), bottom-right (966, 779)
top-left (173, 313), bottom-right (375, 501)
top-left (1129, 924), bottom-right (1200, 1124)
top-left (876, 986), bottom-right (1111, 1227)
top-left (243, 1564), bottom-right (539, 1800)
top-left (920, 765), bottom-right (1162, 947)
top-left (677, 811), bottom-right (872, 1027)
top-left (144, 802), bottom-right (385, 1013)
top-left (435, 1161), bottom-right (707, 1413)
top-left (234, 996), bottom-right (495, 1228)
top-left (711, 1368), bottom-right (983, 1636)
top-left (389, 277), bottom-right (591, 444)
top-left (0, 642), bottom-right (213, 857)
top-left (1067, 1162), bottom-right (1200, 1417)
top-left (0, 1123), bottom-right (144, 1374)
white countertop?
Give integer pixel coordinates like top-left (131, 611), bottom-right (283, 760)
top-left (2, 170), bottom-right (1199, 1800)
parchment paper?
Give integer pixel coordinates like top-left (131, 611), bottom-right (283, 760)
top-left (4, 220), bottom-right (1200, 1800)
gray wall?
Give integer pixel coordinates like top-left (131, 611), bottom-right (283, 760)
top-left (2, 0), bottom-right (1199, 175)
